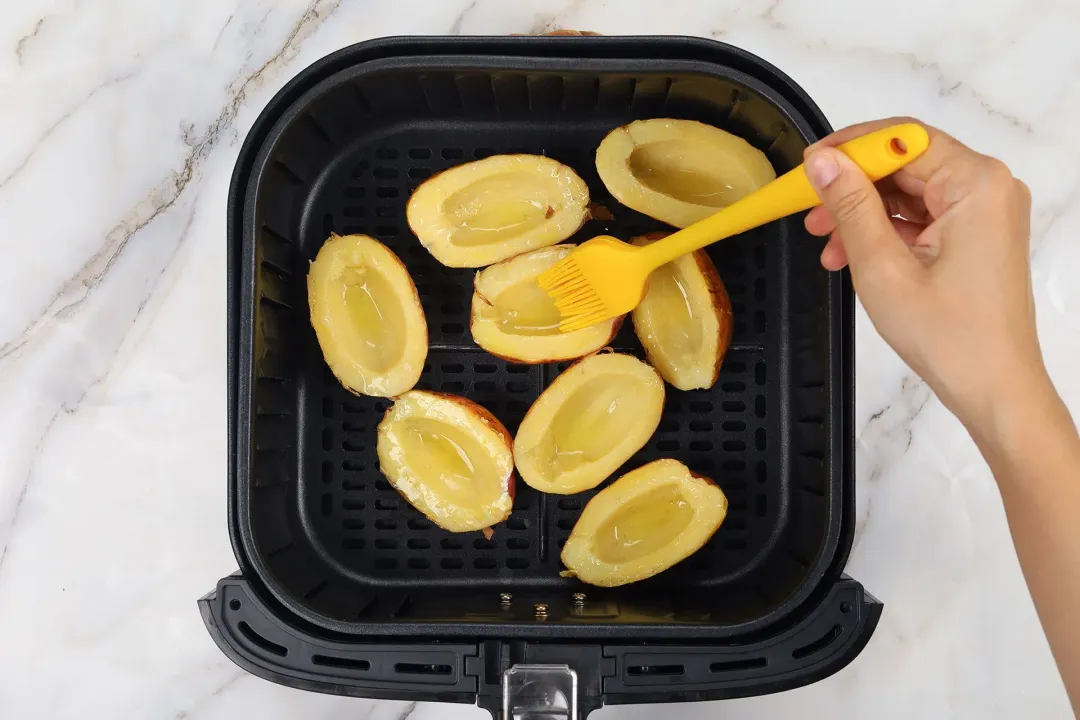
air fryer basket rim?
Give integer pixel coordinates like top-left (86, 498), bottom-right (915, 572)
top-left (225, 35), bottom-right (858, 643)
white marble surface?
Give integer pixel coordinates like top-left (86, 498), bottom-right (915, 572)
top-left (1, 0), bottom-right (1078, 718)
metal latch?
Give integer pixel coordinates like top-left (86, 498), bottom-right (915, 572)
top-left (501, 664), bottom-right (579, 719)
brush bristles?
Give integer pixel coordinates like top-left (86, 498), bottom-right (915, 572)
top-left (557, 299), bottom-right (611, 329)
top-left (559, 309), bottom-right (611, 332)
top-left (553, 288), bottom-right (599, 308)
top-left (538, 255), bottom-right (616, 332)
top-left (554, 292), bottom-right (605, 313)
top-left (537, 257), bottom-right (585, 292)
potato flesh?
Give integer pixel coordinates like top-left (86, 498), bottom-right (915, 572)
top-left (629, 140), bottom-right (738, 207)
top-left (514, 353), bottom-right (664, 494)
top-left (560, 459), bottom-right (728, 586)
top-left (543, 375), bottom-right (642, 475)
top-left (470, 245), bottom-right (621, 363)
top-left (593, 483), bottom-right (693, 564)
top-left (595, 119), bottom-right (776, 228)
top-left (396, 418), bottom-right (503, 507)
top-left (492, 278), bottom-right (563, 336)
top-left (445, 172), bottom-right (555, 246)
top-left (377, 391), bottom-right (513, 532)
top-left (639, 268), bottom-right (702, 361)
top-left (632, 234), bottom-right (731, 391)
top-left (308, 234), bottom-right (426, 398)
top-left (341, 266), bottom-right (406, 372)
top-left (408, 155), bottom-right (589, 267)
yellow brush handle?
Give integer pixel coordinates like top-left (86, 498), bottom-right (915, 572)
top-left (642, 123), bottom-right (931, 267)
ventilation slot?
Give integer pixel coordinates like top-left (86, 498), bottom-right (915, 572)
top-left (395, 662), bottom-right (453, 675)
top-left (312, 654), bottom-right (370, 671)
top-left (626, 664), bottom-right (684, 677)
top-left (710, 657), bottom-right (767, 673)
top-left (238, 622), bottom-right (287, 657)
top-left (792, 625), bottom-right (843, 660)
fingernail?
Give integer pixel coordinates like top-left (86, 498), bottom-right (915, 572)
top-left (806, 151), bottom-right (841, 189)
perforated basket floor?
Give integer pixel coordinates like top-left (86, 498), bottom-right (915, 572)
top-left (234, 52), bottom-right (851, 639)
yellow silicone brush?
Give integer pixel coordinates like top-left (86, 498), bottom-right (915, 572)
top-left (538, 123), bottom-right (930, 332)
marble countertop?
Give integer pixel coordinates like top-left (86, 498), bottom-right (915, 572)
top-left (1, 0), bottom-right (1078, 718)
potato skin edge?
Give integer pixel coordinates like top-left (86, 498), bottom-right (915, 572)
top-left (377, 392), bottom-right (515, 532)
top-left (630, 232), bottom-right (733, 390)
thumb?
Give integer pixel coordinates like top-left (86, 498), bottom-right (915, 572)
top-left (805, 147), bottom-right (918, 278)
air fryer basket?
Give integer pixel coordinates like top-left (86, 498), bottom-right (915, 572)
top-left (205, 36), bottom-right (879, 716)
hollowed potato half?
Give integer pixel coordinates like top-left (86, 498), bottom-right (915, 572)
top-left (470, 245), bottom-right (623, 363)
top-left (514, 352), bottom-right (664, 494)
top-left (377, 391), bottom-right (515, 533)
top-left (407, 154), bottom-right (590, 267)
top-left (595, 119), bottom-right (776, 228)
top-left (631, 232), bottom-right (733, 390)
top-left (307, 233), bottom-right (427, 398)
top-left (561, 459), bottom-right (728, 587)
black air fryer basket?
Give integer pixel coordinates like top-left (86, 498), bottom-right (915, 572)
top-left (202, 35), bottom-right (879, 718)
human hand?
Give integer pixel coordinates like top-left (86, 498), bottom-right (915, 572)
top-left (802, 118), bottom-right (1048, 442)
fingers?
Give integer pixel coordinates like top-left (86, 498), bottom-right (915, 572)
top-left (809, 119), bottom-right (991, 213)
top-left (804, 179), bottom-right (930, 237)
top-left (890, 217), bottom-right (928, 246)
top-left (819, 217), bottom-right (932, 271)
top-left (804, 205), bottom-right (834, 236)
top-left (805, 118), bottom-right (1018, 282)
top-left (806, 117), bottom-right (921, 153)
top-left (804, 147), bottom-right (922, 280)
top-left (883, 190), bottom-right (932, 225)
top-left (890, 169), bottom-right (927, 198)
top-left (877, 174), bottom-right (930, 221)
top-left (820, 237), bottom-right (847, 271)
